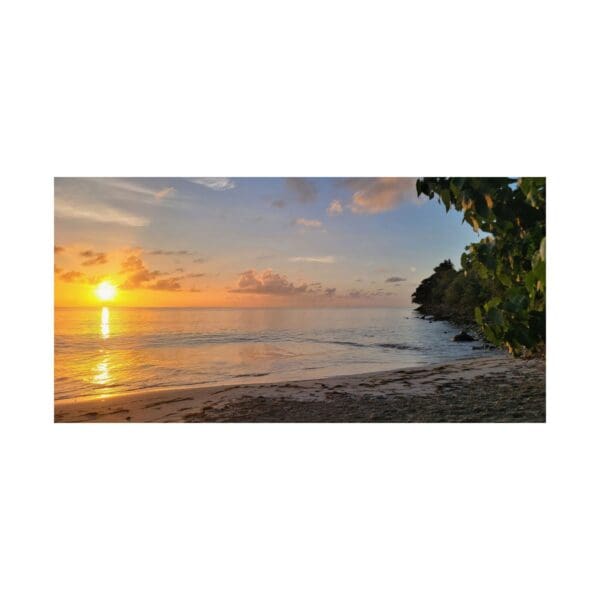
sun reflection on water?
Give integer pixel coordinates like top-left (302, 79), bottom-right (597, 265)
top-left (93, 358), bottom-right (111, 386)
top-left (101, 306), bottom-right (110, 339)
top-left (92, 308), bottom-right (112, 391)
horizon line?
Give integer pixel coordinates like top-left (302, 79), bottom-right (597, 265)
top-left (54, 304), bottom-right (415, 310)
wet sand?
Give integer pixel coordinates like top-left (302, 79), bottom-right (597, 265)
top-left (55, 355), bottom-right (545, 423)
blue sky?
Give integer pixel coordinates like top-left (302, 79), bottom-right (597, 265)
top-left (54, 177), bottom-right (480, 307)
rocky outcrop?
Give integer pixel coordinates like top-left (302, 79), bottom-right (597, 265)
top-left (453, 331), bottom-right (475, 342)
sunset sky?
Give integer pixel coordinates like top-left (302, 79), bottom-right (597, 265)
top-left (54, 177), bottom-right (480, 307)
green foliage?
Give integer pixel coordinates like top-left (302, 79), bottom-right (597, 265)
top-left (412, 260), bottom-right (496, 326)
top-left (416, 177), bottom-right (546, 355)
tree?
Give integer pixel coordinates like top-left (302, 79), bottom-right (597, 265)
top-left (416, 177), bottom-right (546, 355)
top-left (412, 260), bottom-right (458, 313)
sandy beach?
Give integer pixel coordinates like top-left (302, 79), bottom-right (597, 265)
top-left (55, 355), bottom-right (545, 423)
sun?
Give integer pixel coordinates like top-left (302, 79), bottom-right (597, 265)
top-left (95, 281), bottom-right (117, 302)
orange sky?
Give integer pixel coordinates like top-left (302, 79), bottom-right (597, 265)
top-left (53, 244), bottom-right (412, 308)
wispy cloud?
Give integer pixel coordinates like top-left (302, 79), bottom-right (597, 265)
top-left (327, 200), bottom-right (343, 215)
top-left (54, 245), bottom-right (65, 254)
top-left (385, 276), bottom-right (406, 283)
top-left (147, 249), bottom-right (193, 256)
top-left (293, 217), bottom-right (323, 229)
top-left (155, 187), bottom-right (175, 200)
top-left (56, 270), bottom-right (103, 285)
top-left (289, 256), bottom-right (336, 264)
top-left (147, 278), bottom-right (182, 291)
top-left (80, 250), bottom-right (108, 266)
top-left (189, 178), bottom-right (235, 191)
top-left (58, 270), bottom-right (85, 283)
top-left (106, 179), bottom-right (175, 201)
top-left (55, 198), bottom-right (149, 227)
top-left (347, 288), bottom-right (395, 298)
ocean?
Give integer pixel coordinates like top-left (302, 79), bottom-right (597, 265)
top-left (54, 307), bottom-right (498, 401)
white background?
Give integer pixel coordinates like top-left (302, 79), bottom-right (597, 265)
top-left (1, 1), bottom-right (599, 598)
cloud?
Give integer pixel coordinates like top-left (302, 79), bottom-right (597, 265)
top-left (289, 256), bottom-right (335, 264)
top-left (120, 255), bottom-right (163, 289)
top-left (230, 269), bottom-right (309, 295)
top-left (147, 278), bottom-right (182, 291)
top-left (185, 272), bottom-right (206, 278)
top-left (347, 288), bottom-right (395, 298)
top-left (155, 187), bottom-right (174, 199)
top-left (293, 217), bottom-right (323, 229)
top-left (54, 245), bottom-right (65, 253)
top-left (56, 270), bottom-right (103, 285)
top-left (193, 257), bottom-right (207, 264)
top-left (118, 254), bottom-right (187, 291)
top-left (107, 180), bottom-right (174, 201)
top-left (55, 198), bottom-right (149, 227)
top-left (190, 178), bottom-right (235, 191)
top-left (120, 255), bottom-right (146, 273)
top-left (385, 276), bottom-right (406, 283)
top-left (343, 177), bottom-right (417, 214)
top-left (58, 270), bottom-right (86, 283)
top-left (324, 287), bottom-right (336, 297)
top-left (54, 270), bottom-right (103, 288)
top-left (147, 249), bottom-right (193, 256)
top-left (271, 199), bottom-right (286, 208)
top-left (327, 200), bottom-right (343, 215)
top-left (286, 178), bottom-right (317, 203)
top-left (80, 250), bottom-right (108, 266)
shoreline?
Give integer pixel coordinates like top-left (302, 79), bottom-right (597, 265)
top-left (55, 355), bottom-right (545, 423)
top-left (54, 354), bottom-right (498, 406)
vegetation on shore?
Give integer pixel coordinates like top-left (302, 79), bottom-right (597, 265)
top-left (414, 177), bottom-right (546, 356)
top-left (412, 259), bottom-right (493, 327)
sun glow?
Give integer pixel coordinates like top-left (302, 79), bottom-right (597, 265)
top-left (95, 281), bottom-right (117, 302)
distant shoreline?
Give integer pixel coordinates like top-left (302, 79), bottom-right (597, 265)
top-left (55, 356), bottom-right (545, 423)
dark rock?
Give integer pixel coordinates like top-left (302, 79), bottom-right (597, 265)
top-left (453, 331), bottom-right (475, 342)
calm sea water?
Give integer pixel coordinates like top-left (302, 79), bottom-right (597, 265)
top-left (54, 307), bottom-right (498, 401)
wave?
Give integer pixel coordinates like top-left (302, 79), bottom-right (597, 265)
top-left (377, 343), bottom-right (421, 351)
top-left (320, 340), bottom-right (422, 351)
top-left (327, 340), bottom-right (370, 348)
top-left (56, 333), bottom-right (423, 353)
top-left (231, 372), bottom-right (270, 378)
